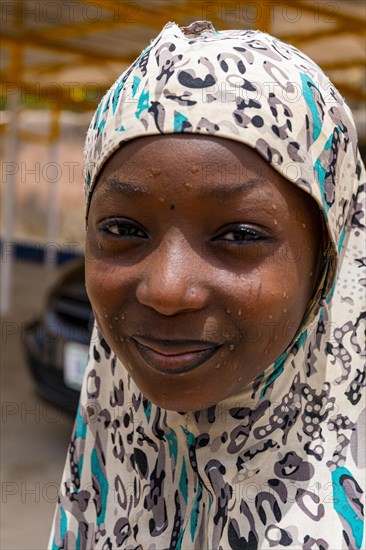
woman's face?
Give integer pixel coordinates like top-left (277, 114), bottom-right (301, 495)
top-left (86, 135), bottom-right (321, 411)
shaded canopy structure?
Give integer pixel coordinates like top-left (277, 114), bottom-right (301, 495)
top-left (1, 0), bottom-right (365, 313)
top-left (1, 0), bottom-right (366, 111)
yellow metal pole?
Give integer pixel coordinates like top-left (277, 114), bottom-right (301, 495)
top-left (44, 105), bottom-right (61, 268)
top-left (255, 0), bottom-right (271, 34)
top-left (0, 19), bottom-right (23, 314)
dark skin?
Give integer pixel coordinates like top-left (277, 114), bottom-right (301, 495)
top-left (86, 135), bottom-right (322, 412)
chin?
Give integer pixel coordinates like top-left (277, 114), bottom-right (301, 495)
top-left (138, 380), bottom-right (233, 413)
top-left (143, 391), bottom-right (201, 413)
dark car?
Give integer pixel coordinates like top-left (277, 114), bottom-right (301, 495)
top-left (24, 258), bottom-right (93, 414)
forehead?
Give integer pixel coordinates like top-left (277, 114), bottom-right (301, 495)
top-left (91, 135), bottom-right (316, 216)
top-left (95, 135), bottom-right (274, 190)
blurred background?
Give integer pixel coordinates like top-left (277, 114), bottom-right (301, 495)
top-left (1, 0), bottom-right (365, 547)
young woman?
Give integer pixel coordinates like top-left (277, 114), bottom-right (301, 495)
top-left (50, 22), bottom-right (365, 549)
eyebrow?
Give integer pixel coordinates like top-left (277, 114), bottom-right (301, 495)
top-left (101, 176), bottom-right (265, 198)
top-left (200, 178), bottom-right (265, 198)
top-left (103, 178), bottom-right (148, 197)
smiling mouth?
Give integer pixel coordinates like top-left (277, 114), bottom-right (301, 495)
top-left (131, 336), bottom-right (222, 375)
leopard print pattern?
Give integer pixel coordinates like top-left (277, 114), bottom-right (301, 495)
top-left (50, 22), bottom-right (365, 549)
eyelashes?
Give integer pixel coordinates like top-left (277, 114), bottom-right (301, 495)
top-left (99, 218), bottom-right (148, 239)
top-left (98, 218), bottom-right (269, 244)
top-left (214, 224), bottom-right (266, 243)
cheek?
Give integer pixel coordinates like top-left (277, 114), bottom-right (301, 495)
top-left (85, 259), bottom-right (130, 324)
top-left (228, 261), bottom-right (309, 349)
top-left (85, 261), bottom-right (136, 358)
top-left (261, 255), bottom-right (315, 342)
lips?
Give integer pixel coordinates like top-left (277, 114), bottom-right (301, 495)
top-left (131, 336), bottom-right (222, 375)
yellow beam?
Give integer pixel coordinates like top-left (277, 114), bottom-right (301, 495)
top-left (21, 58), bottom-right (130, 77)
top-left (282, 26), bottom-right (365, 48)
top-left (1, 30), bottom-right (140, 63)
top-left (321, 60), bottom-right (365, 72)
top-left (50, 105), bottom-right (61, 142)
top-left (86, 0), bottom-right (228, 29)
top-left (285, 0), bottom-right (365, 30)
top-left (255, 0), bottom-right (271, 33)
top-left (8, 1), bottom-right (24, 84)
top-left (37, 13), bottom-right (121, 41)
top-left (51, 0), bottom-right (225, 38)
top-left (0, 78), bottom-right (106, 110)
top-left (35, 0), bottom-right (179, 41)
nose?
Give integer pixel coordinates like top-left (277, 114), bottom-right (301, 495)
top-left (136, 232), bottom-right (209, 316)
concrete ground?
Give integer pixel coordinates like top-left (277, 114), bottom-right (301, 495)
top-left (1, 260), bottom-right (74, 550)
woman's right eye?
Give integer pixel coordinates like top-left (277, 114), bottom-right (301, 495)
top-left (99, 218), bottom-right (148, 238)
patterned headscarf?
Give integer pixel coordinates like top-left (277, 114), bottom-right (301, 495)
top-left (50, 22), bottom-right (365, 549)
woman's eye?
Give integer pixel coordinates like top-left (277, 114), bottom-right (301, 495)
top-left (216, 225), bottom-right (265, 243)
top-left (99, 219), bottom-right (147, 238)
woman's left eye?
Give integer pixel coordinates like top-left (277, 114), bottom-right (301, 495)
top-left (99, 219), bottom-right (148, 238)
top-left (214, 224), bottom-right (265, 243)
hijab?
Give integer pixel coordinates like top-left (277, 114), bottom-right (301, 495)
top-left (50, 22), bottom-right (365, 549)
